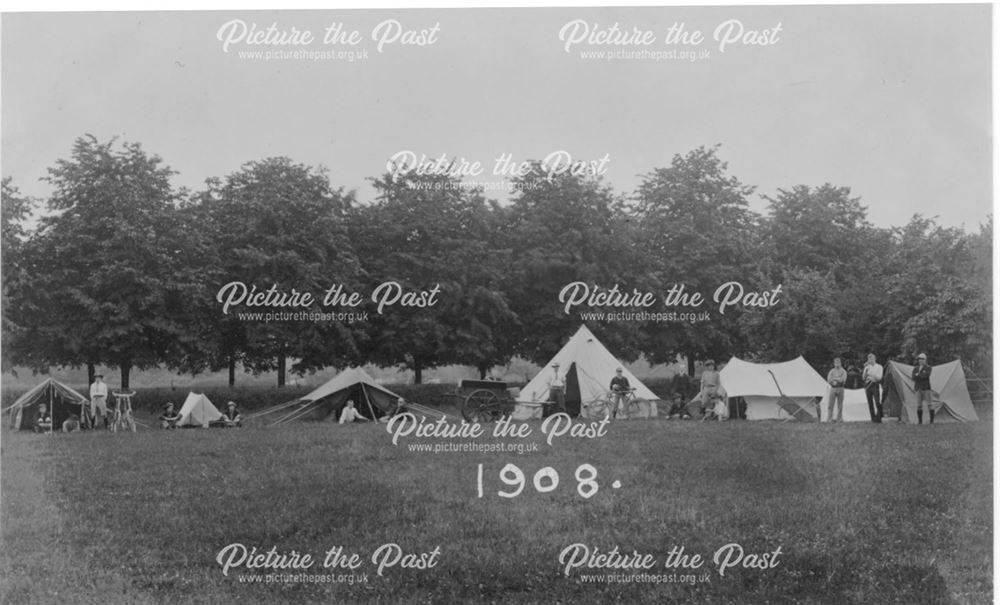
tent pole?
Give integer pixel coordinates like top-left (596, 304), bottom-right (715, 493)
top-left (361, 385), bottom-right (378, 421)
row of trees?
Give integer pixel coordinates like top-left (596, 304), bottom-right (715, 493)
top-left (1, 136), bottom-right (991, 386)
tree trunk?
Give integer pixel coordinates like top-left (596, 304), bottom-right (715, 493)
top-left (414, 362), bottom-right (423, 385)
top-left (479, 363), bottom-right (489, 379)
top-left (120, 359), bottom-right (131, 389)
top-left (87, 361), bottom-right (96, 386)
top-left (687, 354), bottom-right (695, 377)
top-left (228, 355), bottom-right (236, 388)
top-left (277, 353), bottom-right (286, 387)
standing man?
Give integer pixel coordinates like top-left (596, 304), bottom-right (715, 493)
top-left (699, 360), bottom-right (721, 417)
top-left (609, 367), bottom-right (631, 418)
top-left (862, 353), bottom-right (884, 423)
top-left (912, 353), bottom-right (933, 424)
top-left (547, 363), bottom-right (566, 415)
top-left (826, 357), bottom-right (847, 423)
top-left (89, 374), bottom-right (108, 429)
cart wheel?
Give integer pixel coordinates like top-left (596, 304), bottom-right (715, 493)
top-left (463, 389), bottom-right (502, 423)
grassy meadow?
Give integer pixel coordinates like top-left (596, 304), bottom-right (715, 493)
top-left (0, 414), bottom-right (992, 604)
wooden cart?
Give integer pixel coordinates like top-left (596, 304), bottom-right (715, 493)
top-left (455, 379), bottom-right (515, 423)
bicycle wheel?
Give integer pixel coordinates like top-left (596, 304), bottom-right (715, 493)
top-left (584, 398), bottom-right (611, 421)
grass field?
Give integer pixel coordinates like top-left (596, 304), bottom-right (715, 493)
top-left (1, 415), bottom-right (992, 604)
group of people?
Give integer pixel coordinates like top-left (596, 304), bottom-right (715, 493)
top-left (338, 397), bottom-right (410, 424)
top-left (826, 352), bottom-right (934, 424)
top-left (158, 400), bottom-right (243, 429)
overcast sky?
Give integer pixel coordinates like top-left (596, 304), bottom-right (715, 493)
top-left (1, 5), bottom-right (992, 229)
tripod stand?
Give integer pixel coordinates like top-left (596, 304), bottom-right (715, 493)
top-left (110, 390), bottom-right (136, 433)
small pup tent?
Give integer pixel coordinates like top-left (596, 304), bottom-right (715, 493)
top-left (270, 367), bottom-right (403, 424)
top-left (7, 378), bottom-right (88, 431)
top-left (719, 357), bottom-right (828, 421)
top-left (882, 360), bottom-right (978, 423)
top-left (176, 392), bottom-right (223, 428)
top-left (512, 324), bottom-right (660, 420)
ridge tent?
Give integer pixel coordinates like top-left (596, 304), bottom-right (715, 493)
top-left (7, 378), bottom-right (88, 431)
top-left (719, 357), bottom-right (828, 420)
top-left (271, 367), bottom-right (403, 424)
top-left (176, 392), bottom-right (223, 428)
top-left (882, 360), bottom-right (978, 423)
top-left (512, 324), bottom-right (660, 420)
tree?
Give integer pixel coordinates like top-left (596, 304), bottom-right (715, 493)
top-left (350, 170), bottom-right (516, 382)
top-left (501, 162), bottom-right (643, 365)
top-left (879, 216), bottom-right (991, 365)
top-left (1, 178), bottom-right (34, 373)
top-left (631, 145), bottom-right (758, 370)
top-left (6, 135), bottom-right (192, 387)
top-left (200, 157), bottom-right (361, 386)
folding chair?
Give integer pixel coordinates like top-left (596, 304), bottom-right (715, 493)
top-left (768, 370), bottom-right (820, 422)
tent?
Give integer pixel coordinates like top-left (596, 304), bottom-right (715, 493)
top-left (882, 360), bottom-right (978, 423)
top-left (819, 388), bottom-right (872, 422)
top-left (269, 367), bottom-right (403, 424)
top-left (7, 379), bottom-right (88, 431)
top-left (719, 357), bottom-right (828, 421)
top-left (176, 392), bottom-right (223, 428)
top-left (512, 325), bottom-right (660, 420)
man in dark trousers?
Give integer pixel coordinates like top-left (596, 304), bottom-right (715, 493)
top-left (609, 367), bottom-right (631, 418)
top-left (912, 353), bottom-right (933, 424)
top-left (862, 353), bottom-right (884, 423)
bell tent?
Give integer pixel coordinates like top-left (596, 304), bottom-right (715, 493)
top-left (176, 392), bottom-right (223, 428)
top-left (882, 360), bottom-right (978, 423)
top-left (512, 324), bottom-right (660, 419)
top-left (7, 378), bottom-right (88, 431)
top-left (719, 357), bottom-right (828, 420)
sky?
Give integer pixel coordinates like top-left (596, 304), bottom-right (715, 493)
top-left (1, 4), bottom-right (992, 230)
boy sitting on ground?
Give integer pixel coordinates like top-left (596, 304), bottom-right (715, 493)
top-left (160, 402), bottom-right (180, 429)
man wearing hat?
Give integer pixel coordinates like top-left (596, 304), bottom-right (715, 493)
top-left (159, 402), bottom-right (180, 429)
top-left (220, 401), bottom-right (243, 427)
top-left (89, 374), bottom-right (108, 429)
top-left (912, 353), bottom-right (933, 424)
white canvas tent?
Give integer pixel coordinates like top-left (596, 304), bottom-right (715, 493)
top-left (176, 392), bottom-right (223, 428)
top-left (512, 325), bottom-right (660, 420)
top-left (268, 367), bottom-right (404, 424)
top-left (719, 357), bottom-right (828, 420)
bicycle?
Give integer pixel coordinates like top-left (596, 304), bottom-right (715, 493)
top-left (110, 390), bottom-right (137, 433)
top-left (586, 388), bottom-right (641, 420)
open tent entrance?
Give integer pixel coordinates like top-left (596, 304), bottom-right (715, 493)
top-left (6, 379), bottom-right (88, 431)
top-left (297, 382), bottom-right (395, 422)
top-left (564, 362), bottom-right (582, 417)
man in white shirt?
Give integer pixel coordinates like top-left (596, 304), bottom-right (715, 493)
top-left (89, 374), bottom-right (108, 429)
top-left (862, 353), bottom-right (884, 423)
top-left (547, 363), bottom-right (566, 415)
top-left (338, 399), bottom-right (368, 424)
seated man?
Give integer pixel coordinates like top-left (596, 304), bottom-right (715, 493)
top-left (338, 399), bottom-right (369, 424)
top-left (62, 413), bottom-right (82, 433)
top-left (33, 403), bottom-right (52, 433)
top-left (666, 392), bottom-right (691, 419)
top-left (609, 367), bottom-right (632, 417)
top-left (379, 398), bottom-right (409, 423)
top-left (219, 401), bottom-right (242, 428)
top-left (159, 402), bottom-right (180, 429)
